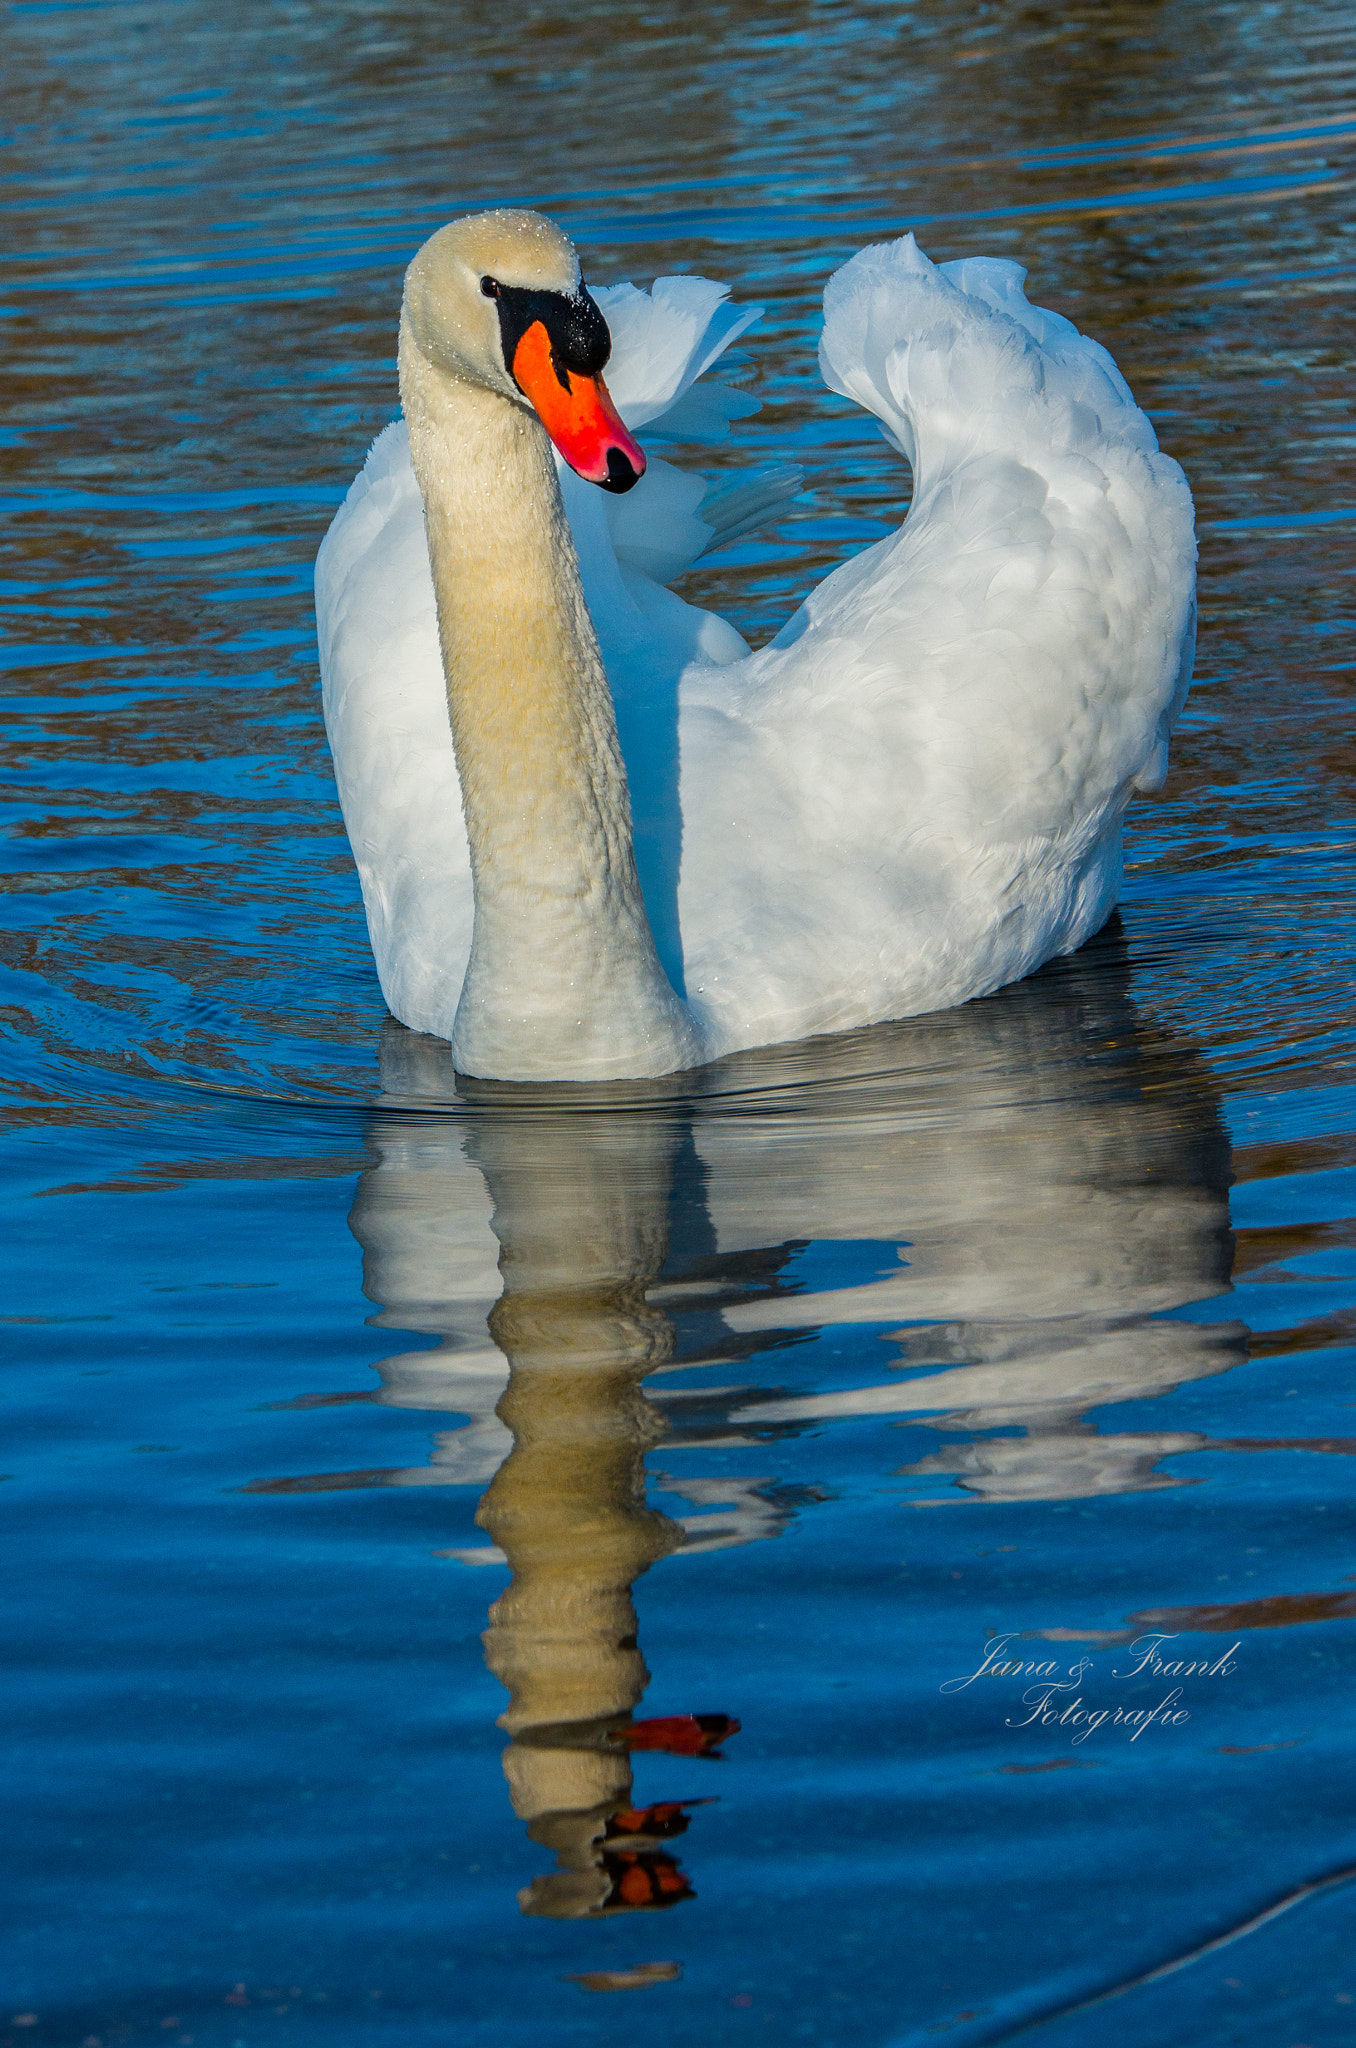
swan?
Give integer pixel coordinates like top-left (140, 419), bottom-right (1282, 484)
top-left (316, 209), bottom-right (1195, 1080)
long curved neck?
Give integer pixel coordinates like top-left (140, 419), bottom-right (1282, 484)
top-left (399, 320), bottom-right (699, 1080)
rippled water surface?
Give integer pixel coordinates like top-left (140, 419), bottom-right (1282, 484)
top-left (4, 3), bottom-right (1356, 2043)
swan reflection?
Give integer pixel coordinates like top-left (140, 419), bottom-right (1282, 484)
top-left (282, 929), bottom-right (1245, 1911)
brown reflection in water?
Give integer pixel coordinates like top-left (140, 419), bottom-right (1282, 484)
top-left (463, 1104), bottom-right (737, 1918)
top-left (1133, 1587), bottom-right (1356, 1633)
top-left (1035, 1585), bottom-right (1356, 1645)
top-left (565, 1960), bottom-right (682, 1993)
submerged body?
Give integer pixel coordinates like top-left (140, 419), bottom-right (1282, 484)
top-left (317, 216), bottom-right (1195, 1079)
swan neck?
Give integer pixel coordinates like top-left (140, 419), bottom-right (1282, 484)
top-left (399, 319), bottom-right (699, 1080)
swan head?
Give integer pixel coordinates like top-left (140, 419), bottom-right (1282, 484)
top-left (402, 209), bottom-right (646, 494)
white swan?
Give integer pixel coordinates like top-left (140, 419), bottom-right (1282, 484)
top-left (316, 209), bottom-right (1195, 1080)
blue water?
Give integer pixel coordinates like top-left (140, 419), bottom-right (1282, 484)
top-left (4, 3), bottom-right (1356, 2044)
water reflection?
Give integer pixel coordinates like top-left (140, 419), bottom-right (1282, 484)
top-left (294, 926), bottom-right (1245, 1912)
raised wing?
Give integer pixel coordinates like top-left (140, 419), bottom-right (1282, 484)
top-left (675, 235), bottom-right (1196, 1055)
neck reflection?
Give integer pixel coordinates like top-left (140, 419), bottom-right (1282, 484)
top-left (466, 1106), bottom-right (733, 1918)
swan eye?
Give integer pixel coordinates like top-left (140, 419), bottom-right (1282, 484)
top-left (480, 276), bottom-right (501, 299)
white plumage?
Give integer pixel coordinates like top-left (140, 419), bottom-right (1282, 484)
top-left (317, 233), bottom-right (1195, 1066)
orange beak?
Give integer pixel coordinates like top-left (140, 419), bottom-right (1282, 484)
top-left (511, 320), bottom-right (646, 494)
